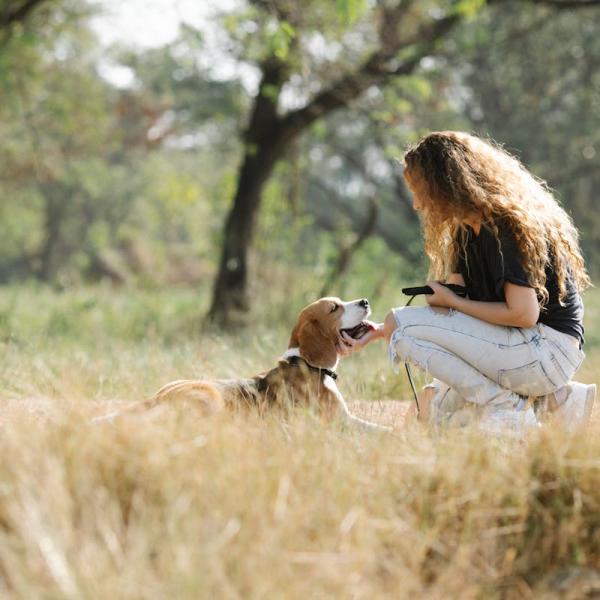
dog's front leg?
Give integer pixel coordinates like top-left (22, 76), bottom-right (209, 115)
top-left (322, 375), bottom-right (392, 432)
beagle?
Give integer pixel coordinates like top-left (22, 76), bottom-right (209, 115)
top-left (94, 298), bottom-right (389, 431)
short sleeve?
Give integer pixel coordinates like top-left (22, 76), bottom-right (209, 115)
top-left (489, 225), bottom-right (532, 298)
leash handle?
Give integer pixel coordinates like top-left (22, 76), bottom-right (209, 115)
top-left (402, 283), bottom-right (467, 298)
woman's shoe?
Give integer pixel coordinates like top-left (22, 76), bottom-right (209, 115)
top-left (554, 382), bottom-right (596, 431)
top-left (478, 399), bottom-right (539, 437)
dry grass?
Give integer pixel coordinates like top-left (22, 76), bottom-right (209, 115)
top-left (1, 285), bottom-right (600, 598)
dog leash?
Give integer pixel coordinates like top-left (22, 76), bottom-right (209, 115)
top-left (400, 284), bottom-right (467, 418)
top-left (403, 294), bottom-right (420, 416)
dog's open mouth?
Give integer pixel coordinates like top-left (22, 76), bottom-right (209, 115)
top-left (340, 321), bottom-right (375, 340)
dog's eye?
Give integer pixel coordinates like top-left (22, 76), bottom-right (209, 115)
top-left (330, 304), bottom-right (339, 313)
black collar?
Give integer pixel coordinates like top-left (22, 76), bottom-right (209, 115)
top-left (286, 355), bottom-right (338, 381)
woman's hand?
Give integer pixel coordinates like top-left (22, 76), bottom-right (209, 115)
top-left (425, 280), bottom-right (460, 309)
top-left (337, 320), bottom-right (385, 356)
top-left (425, 280), bottom-right (540, 328)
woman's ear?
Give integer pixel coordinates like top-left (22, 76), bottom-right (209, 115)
top-left (296, 319), bottom-right (338, 368)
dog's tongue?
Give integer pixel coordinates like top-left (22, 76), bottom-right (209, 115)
top-left (340, 321), bottom-right (376, 340)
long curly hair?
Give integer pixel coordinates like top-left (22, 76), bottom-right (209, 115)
top-left (403, 131), bottom-right (591, 306)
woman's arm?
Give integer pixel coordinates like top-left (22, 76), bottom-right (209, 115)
top-left (426, 280), bottom-right (540, 328)
top-left (339, 310), bottom-right (402, 354)
top-left (339, 275), bottom-right (539, 356)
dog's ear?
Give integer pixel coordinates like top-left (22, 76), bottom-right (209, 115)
top-left (296, 319), bottom-right (338, 368)
top-left (288, 322), bottom-right (301, 349)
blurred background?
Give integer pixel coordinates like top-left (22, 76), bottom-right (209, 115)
top-left (0, 0), bottom-right (599, 334)
top-left (3, 4), bottom-right (600, 595)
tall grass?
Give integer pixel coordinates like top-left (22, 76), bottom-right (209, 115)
top-left (0, 284), bottom-right (599, 598)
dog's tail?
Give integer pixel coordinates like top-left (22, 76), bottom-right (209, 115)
top-left (91, 380), bottom-right (224, 424)
top-left (149, 379), bottom-right (224, 413)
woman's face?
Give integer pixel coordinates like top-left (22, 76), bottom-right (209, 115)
top-left (404, 157), bottom-right (481, 226)
top-left (404, 168), bottom-right (465, 223)
top-left (403, 169), bottom-right (428, 212)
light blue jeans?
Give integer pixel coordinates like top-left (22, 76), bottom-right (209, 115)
top-left (389, 306), bottom-right (585, 428)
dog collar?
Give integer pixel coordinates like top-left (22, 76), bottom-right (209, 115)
top-left (286, 355), bottom-right (338, 381)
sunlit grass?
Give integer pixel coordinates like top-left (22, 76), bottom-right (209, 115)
top-left (0, 284), bottom-right (599, 597)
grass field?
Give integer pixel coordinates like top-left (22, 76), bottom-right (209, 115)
top-left (1, 284), bottom-right (600, 598)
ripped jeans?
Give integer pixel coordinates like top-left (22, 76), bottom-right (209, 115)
top-left (389, 306), bottom-right (585, 427)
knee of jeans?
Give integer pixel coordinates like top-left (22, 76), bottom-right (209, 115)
top-left (390, 329), bottom-right (413, 361)
top-left (389, 307), bottom-right (402, 323)
top-left (391, 305), bottom-right (443, 329)
top-left (388, 327), bottom-right (410, 372)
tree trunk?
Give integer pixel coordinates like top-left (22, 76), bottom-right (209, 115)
top-left (206, 9), bottom-right (461, 326)
top-left (0, 0), bottom-right (48, 31)
top-left (37, 186), bottom-right (63, 282)
top-left (208, 140), bottom-right (282, 325)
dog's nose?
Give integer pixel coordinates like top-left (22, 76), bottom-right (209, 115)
top-left (359, 298), bottom-right (369, 308)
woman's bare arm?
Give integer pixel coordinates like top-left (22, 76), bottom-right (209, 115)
top-left (427, 280), bottom-right (540, 328)
top-left (340, 275), bottom-right (539, 356)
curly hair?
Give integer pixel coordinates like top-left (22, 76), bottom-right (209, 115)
top-left (403, 131), bottom-right (591, 306)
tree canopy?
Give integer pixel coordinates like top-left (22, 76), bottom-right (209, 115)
top-left (0, 0), bottom-right (598, 324)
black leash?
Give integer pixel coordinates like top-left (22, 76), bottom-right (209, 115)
top-left (400, 283), bottom-right (468, 417)
top-left (403, 293), bottom-right (420, 415)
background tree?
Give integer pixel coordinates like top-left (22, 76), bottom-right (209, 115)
top-left (0, 0), bottom-right (598, 323)
top-left (0, 0), bottom-right (51, 32)
top-left (454, 3), bottom-right (600, 265)
top-left (207, 0), bottom-right (464, 325)
top-left (207, 0), bottom-right (600, 325)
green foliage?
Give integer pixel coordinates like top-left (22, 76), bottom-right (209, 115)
top-left (450, 5), bottom-right (600, 274)
top-left (1, 3), bottom-right (600, 593)
top-left (118, 29), bottom-right (244, 128)
top-left (266, 20), bottom-right (296, 60)
top-left (453, 0), bottom-right (486, 18)
top-left (336, 0), bottom-right (368, 25)
top-left (0, 0), bottom-right (598, 301)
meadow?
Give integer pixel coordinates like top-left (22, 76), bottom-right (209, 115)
top-left (1, 283), bottom-right (600, 599)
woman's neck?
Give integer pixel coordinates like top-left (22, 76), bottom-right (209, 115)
top-left (462, 216), bottom-right (481, 235)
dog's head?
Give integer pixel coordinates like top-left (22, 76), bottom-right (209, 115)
top-left (288, 297), bottom-right (372, 369)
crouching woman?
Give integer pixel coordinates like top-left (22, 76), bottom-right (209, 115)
top-left (342, 131), bottom-right (594, 433)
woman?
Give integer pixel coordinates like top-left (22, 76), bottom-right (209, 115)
top-left (342, 131), bottom-right (594, 433)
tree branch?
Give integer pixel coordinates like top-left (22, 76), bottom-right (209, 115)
top-left (279, 10), bottom-right (459, 140)
top-left (320, 195), bottom-right (379, 297)
top-left (244, 56), bottom-right (288, 145)
top-left (0, 0), bottom-right (48, 30)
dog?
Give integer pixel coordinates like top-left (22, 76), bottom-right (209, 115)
top-left (94, 297), bottom-right (389, 431)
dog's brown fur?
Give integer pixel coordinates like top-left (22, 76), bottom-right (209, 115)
top-left (100, 298), bottom-right (371, 423)
top-left (148, 360), bottom-right (340, 418)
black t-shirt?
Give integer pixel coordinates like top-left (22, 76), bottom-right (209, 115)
top-left (456, 220), bottom-right (584, 345)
